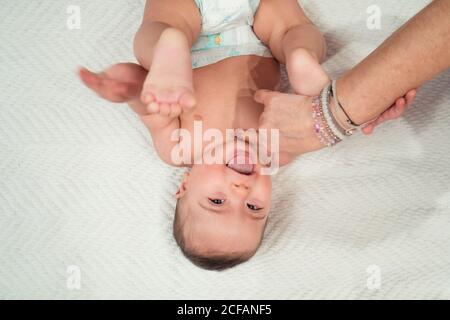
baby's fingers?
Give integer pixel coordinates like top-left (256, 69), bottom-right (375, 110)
top-left (80, 68), bottom-right (134, 102)
top-left (79, 68), bottom-right (102, 92)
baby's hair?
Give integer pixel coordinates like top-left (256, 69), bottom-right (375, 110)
top-left (173, 200), bottom-right (254, 271)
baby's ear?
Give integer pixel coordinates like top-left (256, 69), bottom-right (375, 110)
top-left (175, 172), bottom-right (190, 198)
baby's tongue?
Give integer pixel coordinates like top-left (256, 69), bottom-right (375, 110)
top-left (227, 153), bottom-right (254, 175)
top-left (227, 162), bottom-right (254, 175)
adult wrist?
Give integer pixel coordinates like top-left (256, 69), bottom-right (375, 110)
top-left (336, 75), bottom-right (379, 126)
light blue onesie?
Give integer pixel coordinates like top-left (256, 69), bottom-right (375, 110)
top-left (192, 0), bottom-right (272, 69)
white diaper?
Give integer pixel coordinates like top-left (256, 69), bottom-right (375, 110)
top-left (192, 0), bottom-right (272, 69)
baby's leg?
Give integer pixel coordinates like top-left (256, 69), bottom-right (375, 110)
top-left (254, 0), bottom-right (329, 95)
top-left (134, 0), bottom-right (201, 112)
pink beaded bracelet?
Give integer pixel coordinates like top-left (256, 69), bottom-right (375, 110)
top-left (311, 92), bottom-right (341, 147)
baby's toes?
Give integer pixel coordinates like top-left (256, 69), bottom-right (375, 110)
top-left (141, 89), bottom-right (156, 105)
top-left (178, 91), bottom-right (196, 110)
top-left (169, 103), bottom-right (182, 117)
top-left (156, 88), bottom-right (180, 104)
top-left (141, 82), bottom-right (159, 103)
top-left (147, 102), bottom-right (160, 114)
top-left (159, 103), bottom-right (172, 116)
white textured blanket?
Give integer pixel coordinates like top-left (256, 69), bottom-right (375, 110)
top-left (1, 0), bottom-right (449, 299)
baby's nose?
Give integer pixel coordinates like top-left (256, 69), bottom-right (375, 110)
top-left (232, 182), bottom-right (250, 190)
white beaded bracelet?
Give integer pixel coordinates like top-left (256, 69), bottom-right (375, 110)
top-left (311, 87), bottom-right (340, 147)
top-left (321, 83), bottom-right (346, 142)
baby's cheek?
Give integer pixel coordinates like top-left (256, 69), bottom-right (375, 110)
top-left (256, 176), bottom-right (272, 198)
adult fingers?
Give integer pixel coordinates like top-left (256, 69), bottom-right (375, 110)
top-left (405, 89), bottom-right (417, 107)
top-left (362, 122), bottom-right (376, 135)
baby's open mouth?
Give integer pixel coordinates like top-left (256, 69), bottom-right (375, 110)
top-left (226, 151), bottom-right (255, 175)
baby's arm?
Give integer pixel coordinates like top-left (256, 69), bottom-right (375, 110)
top-left (79, 63), bottom-right (182, 166)
top-left (81, 0), bottom-right (202, 166)
top-left (140, 113), bottom-right (183, 167)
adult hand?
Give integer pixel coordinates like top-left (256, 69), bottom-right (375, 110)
top-left (361, 89), bottom-right (417, 134)
top-left (254, 88), bottom-right (415, 165)
top-left (254, 90), bottom-right (324, 166)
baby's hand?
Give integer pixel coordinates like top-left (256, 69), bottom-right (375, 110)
top-left (79, 64), bottom-right (146, 103)
top-left (362, 89), bottom-right (417, 135)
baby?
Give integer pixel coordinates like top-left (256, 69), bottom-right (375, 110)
top-left (81, 0), bottom-right (412, 270)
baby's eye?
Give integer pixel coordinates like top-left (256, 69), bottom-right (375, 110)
top-left (247, 203), bottom-right (262, 211)
top-left (209, 198), bottom-right (225, 205)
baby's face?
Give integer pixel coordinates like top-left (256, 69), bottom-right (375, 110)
top-left (176, 161), bottom-right (271, 255)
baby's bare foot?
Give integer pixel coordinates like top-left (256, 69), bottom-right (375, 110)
top-left (142, 28), bottom-right (196, 116)
top-left (286, 48), bottom-right (330, 96)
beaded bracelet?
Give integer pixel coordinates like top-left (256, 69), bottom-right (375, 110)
top-left (311, 93), bottom-right (341, 147)
top-left (321, 83), bottom-right (346, 142)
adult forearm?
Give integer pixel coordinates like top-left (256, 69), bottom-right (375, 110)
top-left (336, 0), bottom-right (450, 125)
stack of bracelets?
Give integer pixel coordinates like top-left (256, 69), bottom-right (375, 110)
top-left (312, 80), bottom-right (363, 147)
